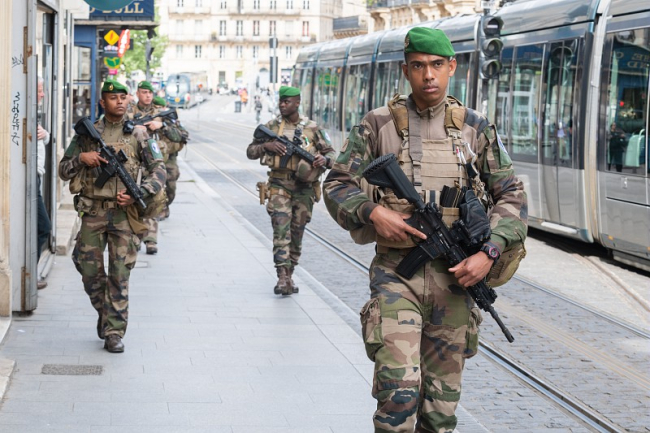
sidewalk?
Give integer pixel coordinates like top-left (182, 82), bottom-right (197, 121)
top-left (0, 161), bottom-right (376, 432)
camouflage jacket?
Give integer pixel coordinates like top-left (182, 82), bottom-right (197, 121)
top-left (323, 95), bottom-right (528, 253)
top-left (59, 116), bottom-right (166, 199)
top-left (130, 103), bottom-right (185, 153)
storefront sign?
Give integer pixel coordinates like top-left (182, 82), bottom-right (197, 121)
top-left (89, 0), bottom-right (154, 19)
top-left (85, 0), bottom-right (135, 11)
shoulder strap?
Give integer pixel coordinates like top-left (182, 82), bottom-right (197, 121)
top-left (387, 93), bottom-right (409, 139)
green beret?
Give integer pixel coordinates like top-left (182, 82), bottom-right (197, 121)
top-left (153, 96), bottom-right (167, 107)
top-left (138, 80), bottom-right (154, 92)
top-left (279, 86), bottom-right (300, 99)
top-left (101, 80), bottom-right (128, 94)
top-left (404, 27), bottom-right (455, 57)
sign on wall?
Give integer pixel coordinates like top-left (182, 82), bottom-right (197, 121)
top-left (84, 0), bottom-right (136, 10)
top-left (89, 0), bottom-right (154, 19)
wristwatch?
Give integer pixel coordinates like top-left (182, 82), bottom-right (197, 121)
top-left (480, 242), bottom-right (500, 264)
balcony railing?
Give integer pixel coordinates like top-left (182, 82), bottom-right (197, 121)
top-left (333, 16), bottom-right (368, 32)
top-left (368, 0), bottom-right (424, 9)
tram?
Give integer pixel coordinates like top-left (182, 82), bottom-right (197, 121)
top-left (164, 72), bottom-right (210, 108)
top-left (292, 0), bottom-right (650, 271)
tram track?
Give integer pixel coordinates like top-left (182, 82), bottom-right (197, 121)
top-left (186, 138), bottom-right (648, 433)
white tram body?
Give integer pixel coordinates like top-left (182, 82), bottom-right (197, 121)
top-left (293, 0), bottom-right (650, 271)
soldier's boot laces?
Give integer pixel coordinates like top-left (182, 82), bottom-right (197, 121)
top-left (288, 267), bottom-right (299, 293)
top-left (104, 335), bottom-right (124, 353)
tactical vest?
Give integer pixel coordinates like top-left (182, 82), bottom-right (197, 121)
top-left (130, 104), bottom-right (170, 161)
top-left (262, 117), bottom-right (317, 175)
top-left (76, 119), bottom-right (142, 202)
top-left (375, 95), bottom-right (488, 250)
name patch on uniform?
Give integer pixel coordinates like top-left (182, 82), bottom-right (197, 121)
top-left (148, 139), bottom-right (163, 160)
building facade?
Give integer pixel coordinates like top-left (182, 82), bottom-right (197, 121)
top-left (159, 0), bottom-right (343, 93)
top-left (369, 0), bottom-right (481, 31)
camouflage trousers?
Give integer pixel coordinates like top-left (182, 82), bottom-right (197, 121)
top-left (142, 217), bottom-right (158, 244)
top-left (361, 248), bottom-right (482, 433)
top-left (265, 185), bottom-right (314, 269)
top-left (72, 208), bottom-right (139, 338)
top-left (166, 154), bottom-right (180, 206)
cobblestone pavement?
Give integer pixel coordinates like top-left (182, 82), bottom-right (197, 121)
top-left (181, 98), bottom-right (650, 432)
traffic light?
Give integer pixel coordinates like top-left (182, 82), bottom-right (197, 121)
top-left (478, 15), bottom-right (503, 79)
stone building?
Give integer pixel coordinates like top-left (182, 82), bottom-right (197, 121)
top-left (159, 0), bottom-right (345, 92)
top-left (369, 0), bottom-right (480, 31)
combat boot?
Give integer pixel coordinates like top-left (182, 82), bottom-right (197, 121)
top-left (146, 242), bottom-right (158, 255)
top-left (288, 267), bottom-right (299, 293)
top-left (274, 267), bottom-right (291, 295)
top-left (104, 335), bottom-right (124, 353)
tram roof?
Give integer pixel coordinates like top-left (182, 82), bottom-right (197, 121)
top-left (315, 38), bottom-right (352, 62)
top-left (610, 0), bottom-right (650, 16)
top-left (435, 14), bottom-right (479, 43)
top-left (295, 43), bottom-right (321, 64)
top-left (348, 31), bottom-right (387, 60)
top-left (496, 0), bottom-right (600, 35)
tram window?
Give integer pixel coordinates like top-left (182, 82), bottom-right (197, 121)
top-left (313, 66), bottom-right (341, 132)
top-left (344, 64), bottom-right (371, 132)
top-left (374, 61), bottom-right (403, 108)
top-left (542, 40), bottom-right (579, 165)
top-left (449, 52), bottom-right (471, 105)
top-left (511, 44), bottom-right (544, 161)
top-left (297, 68), bottom-right (313, 117)
top-left (604, 29), bottom-right (649, 175)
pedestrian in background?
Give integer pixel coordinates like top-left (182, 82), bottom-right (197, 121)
top-left (323, 27), bottom-right (527, 432)
top-left (247, 86), bottom-right (336, 295)
top-left (59, 80), bottom-right (166, 353)
top-left (36, 76), bottom-right (52, 289)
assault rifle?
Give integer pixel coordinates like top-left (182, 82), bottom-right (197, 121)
top-left (131, 108), bottom-right (178, 126)
top-left (363, 153), bottom-right (514, 343)
top-left (253, 124), bottom-right (315, 168)
top-left (73, 117), bottom-right (147, 210)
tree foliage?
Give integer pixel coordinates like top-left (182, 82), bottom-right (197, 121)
top-left (121, 30), bottom-right (168, 77)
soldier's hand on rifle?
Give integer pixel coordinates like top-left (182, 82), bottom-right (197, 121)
top-left (116, 189), bottom-right (136, 207)
top-left (313, 154), bottom-right (327, 168)
top-left (369, 206), bottom-right (427, 242)
top-left (449, 253), bottom-right (493, 287)
top-left (80, 151), bottom-right (108, 168)
top-left (144, 120), bottom-right (164, 131)
top-left (263, 140), bottom-right (286, 155)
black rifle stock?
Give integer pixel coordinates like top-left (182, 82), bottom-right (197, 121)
top-left (363, 153), bottom-right (514, 343)
top-left (253, 124), bottom-right (315, 168)
top-left (73, 117), bottom-right (147, 210)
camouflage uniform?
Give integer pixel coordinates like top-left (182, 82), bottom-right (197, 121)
top-left (128, 103), bottom-right (184, 246)
top-left (164, 121), bottom-right (188, 207)
top-left (323, 94), bottom-right (527, 432)
top-left (247, 115), bottom-right (335, 289)
top-left (59, 116), bottom-right (166, 338)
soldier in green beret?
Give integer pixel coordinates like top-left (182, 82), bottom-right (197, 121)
top-left (324, 26), bottom-right (527, 432)
top-left (247, 85), bottom-right (336, 295)
top-left (59, 79), bottom-right (167, 353)
top-left (129, 80), bottom-right (186, 254)
top-left (153, 95), bottom-right (167, 107)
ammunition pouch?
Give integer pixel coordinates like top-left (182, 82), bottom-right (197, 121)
top-left (138, 188), bottom-right (168, 220)
top-left (487, 242), bottom-right (527, 287)
top-left (295, 158), bottom-right (324, 183)
top-left (256, 181), bottom-right (269, 205)
top-left (457, 190), bottom-right (491, 249)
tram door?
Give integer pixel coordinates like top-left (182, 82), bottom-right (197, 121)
top-left (598, 28), bottom-right (650, 259)
top-left (540, 40), bottom-right (580, 226)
